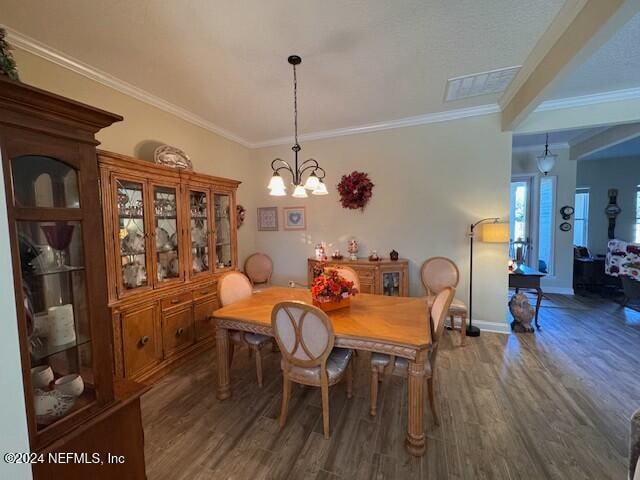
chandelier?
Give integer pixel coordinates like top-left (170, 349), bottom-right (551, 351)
top-left (267, 55), bottom-right (328, 197)
top-left (536, 133), bottom-right (557, 176)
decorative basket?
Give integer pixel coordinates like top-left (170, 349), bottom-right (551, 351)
top-left (312, 295), bottom-right (351, 312)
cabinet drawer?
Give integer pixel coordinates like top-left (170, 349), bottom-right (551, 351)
top-left (121, 304), bottom-right (161, 378)
top-left (161, 292), bottom-right (192, 310)
top-left (194, 295), bottom-right (219, 341)
top-left (162, 306), bottom-right (195, 356)
top-left (192, 284), bottom-right (217, 300)
top-left (359, 283), bottom-right (376, 294)
top-left (356, 269), bottom-right (375, 280)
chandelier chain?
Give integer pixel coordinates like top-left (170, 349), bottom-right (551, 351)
top-left (293, 62), bottom-right (298, 147)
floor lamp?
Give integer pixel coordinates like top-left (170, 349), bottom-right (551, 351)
top-left (467, 218), bottom-right (510, 337)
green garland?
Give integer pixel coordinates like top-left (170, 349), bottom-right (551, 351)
top-left (0, 27), bottom-right (20, 81)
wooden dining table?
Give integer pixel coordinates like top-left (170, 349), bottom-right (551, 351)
top-left (212, 286), bottom-right (432, 456)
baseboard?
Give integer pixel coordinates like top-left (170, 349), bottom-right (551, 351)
top-left (541, 287), bottom-right (574, 295)
top-left (448, 316), bottom-right (511, 334)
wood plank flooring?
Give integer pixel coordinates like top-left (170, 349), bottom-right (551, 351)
top-left (142, 294), bottom-right (640, 479)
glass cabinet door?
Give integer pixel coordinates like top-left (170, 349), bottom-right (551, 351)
top-left (152, 184), bottom-right (182, 284)
top-left (114, 178), bottom-right (150, 294)
top-left (11, 155), bottom-right (95, 432)
top-left (382, 271), bottom-right (401, 296)
top-left (214, 193), bottom-right (233, 270)
top-left (189, 189), bottom-right (212, 276)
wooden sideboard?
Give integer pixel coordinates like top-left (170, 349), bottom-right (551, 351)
top-left (308, 258), bottom-right (409, 296)
top-left (98, 151), bottom-right (240, 382)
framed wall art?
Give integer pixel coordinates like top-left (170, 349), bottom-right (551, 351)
top-left (283, 206), bottom-right (306, 231)
top-left (257, 207), bottom-right (279, 231)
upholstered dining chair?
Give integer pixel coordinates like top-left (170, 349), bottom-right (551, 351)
top-left (244, 252), bottom-right (273, 289)
top-left (218, 271), bottom-right (272, 387)
top-left (421, 257), bottom-right (468, 346)
top-left (271, 301), bottom-right (354, 439)
top-left (369, 287), bottom-right (455, 422)
top-left (325, 266), bottom-right (360, 291)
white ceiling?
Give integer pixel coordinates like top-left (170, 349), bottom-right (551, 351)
top-left (1, 0), bottom-right (565, 144)
top-left (512, 126), bottom-right (609, 149)
top-left (548, 12), bottom-right (640, 100)
top-left (581, 135), bottom-right (640, 161)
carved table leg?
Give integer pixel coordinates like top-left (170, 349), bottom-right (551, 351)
top-left (535, 288), bottom-right (543, 330)
top-left (216, 326), bottom-right (231, 400)
top-left (406, 349), bottom-right (427, 456)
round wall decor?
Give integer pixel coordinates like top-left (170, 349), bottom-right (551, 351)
top-left (559, 222), bottom-right (572, 232)
top-left (337, 171), bottom-right (374, 210)
top-left (236, 205), bottom-right (246, 228)
top-left (560, 205), bottom-right (574, 220)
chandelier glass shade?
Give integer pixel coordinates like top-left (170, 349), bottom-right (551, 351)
top-left (536, 133), bottom-right (557, 175)
top-left (268, 55), bottom-right (328, 197)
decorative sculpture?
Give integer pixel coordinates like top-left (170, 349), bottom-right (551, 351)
top-left (508, 293), bottom-right (535, 333)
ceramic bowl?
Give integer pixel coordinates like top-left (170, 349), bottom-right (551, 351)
top-left (53, 373), bottom-right (84, 397)
top-left (31, 365), bottom-right (54, 389)
top-left (34, 389), bottom-right (76, 425)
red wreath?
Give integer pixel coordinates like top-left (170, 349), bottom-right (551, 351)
top-left (337, 171), bottom-right (374, 210)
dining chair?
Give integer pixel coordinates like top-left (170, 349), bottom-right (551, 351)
top-left (421, 257), bottom-right (467, 346)
top-left (325, 265), bottom-right (360, 291)
top-left (369, 287), bottom-right (455, 422)
top-left (244, 252), bottom-right (273, 289)
top-left (271, 301), bottom-right (354, 439)
top-left (218, 271), bottom-right (272, 387)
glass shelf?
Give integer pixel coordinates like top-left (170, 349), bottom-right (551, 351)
top-left (31, 333), bottom-right (91, 363)
top-left (32, 265), bottom-right (85, 277)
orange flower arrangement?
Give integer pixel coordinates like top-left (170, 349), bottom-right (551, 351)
top-left (311, 268), bottom-right (358, 303)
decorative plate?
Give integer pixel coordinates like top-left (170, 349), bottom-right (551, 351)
top-left (154, 145), bottom-right (193, 170)
top-left (121, 232), bottom-right (145, 255)
top-left (156, 227), bottom-right (171, 251)
top-left (34, 389), bottom-right (76, 425)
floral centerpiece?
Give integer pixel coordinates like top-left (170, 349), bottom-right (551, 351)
top-left (311, 268), bottom-right (358, 312)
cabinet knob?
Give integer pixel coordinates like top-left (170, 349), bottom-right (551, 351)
top-left (171, 298), bottom-right (181, 304)
top-left (139, 335), bottom-right (150, 346)
top-left (176, 327), bottom-right (184, 337)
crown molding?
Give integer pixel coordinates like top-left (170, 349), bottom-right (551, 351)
top-left (5, 27), bottom-right (252, 148)
top-left (249, 104), bottom-right (502, 148)
top-left (534, 87), bottom-right (640, 113)
top-left (512, 142), bottom-right (570, 153)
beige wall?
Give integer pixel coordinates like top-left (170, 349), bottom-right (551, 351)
top-left (512, 147), bottom-right (576, 292)
top-left (252, 115), bottom-right (512, 327)
top-left (13, 49), bottom-right (257, 262)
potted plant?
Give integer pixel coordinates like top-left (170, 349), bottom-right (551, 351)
top-left (311, 268), bottom-right (358, 312)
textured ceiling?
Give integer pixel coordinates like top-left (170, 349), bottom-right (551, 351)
top-left (1, 0), bottom-right (565, 143)
top-left (548, 12), bottom-right (640, 100)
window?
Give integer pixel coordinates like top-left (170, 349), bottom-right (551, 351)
top-left (537, 176), bottom-right (556, 274)
top-left (574, 189), bottom-right (589, 247)
top-left (510, 180), bottom-right (529, 242)
top-left (636, 186), bottom-right (640, 243)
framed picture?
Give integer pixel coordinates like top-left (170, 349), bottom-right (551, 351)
top-left (257, 207), bottom-right (278, 231)
top-left (283, 206), bottom-right (306, 231)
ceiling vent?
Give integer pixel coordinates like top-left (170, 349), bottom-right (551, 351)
top-left (444, 66), bottom-right (520, 102)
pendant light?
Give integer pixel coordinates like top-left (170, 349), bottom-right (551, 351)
top-left (536, 133), bottom-right (557, 175)
top-left (267, 55), bottom-right (328, 197)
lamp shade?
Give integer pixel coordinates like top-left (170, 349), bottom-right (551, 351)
top-left (479, 222), bottom-right (509, 243)
top-left (312, 180), bottom-right (328, 195)
top-left (536, 152), bottom-right (557, 175)
top-left (292, 185), bottom-right (308, 198)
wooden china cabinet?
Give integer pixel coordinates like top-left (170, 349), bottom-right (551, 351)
top-left (0, 77), bottom-right (147, 478)
top-left (98, 151), bottom-right (240, 382)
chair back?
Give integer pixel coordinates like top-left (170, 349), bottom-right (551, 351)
top-left (429, 286), bottom-right (455, 367)
top-left (271, 301), bottom-right (334, 369)
top-left (217, 271), bottom-right (253, 306)
top-left (326, 266), bottom-right (360, 291)
top-left (244, 253), bottom-right (273, 285)
top-left (421, 257), bottom-right (459, 295)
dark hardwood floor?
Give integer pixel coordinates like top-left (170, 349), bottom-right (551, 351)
top-left (142, 294), bottom-right (640, 479)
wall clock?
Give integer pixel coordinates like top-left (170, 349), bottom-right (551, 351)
top-left (560, 205), bottom-right (574, 220)
top-left (605, 188), bottom-right (621, 239)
